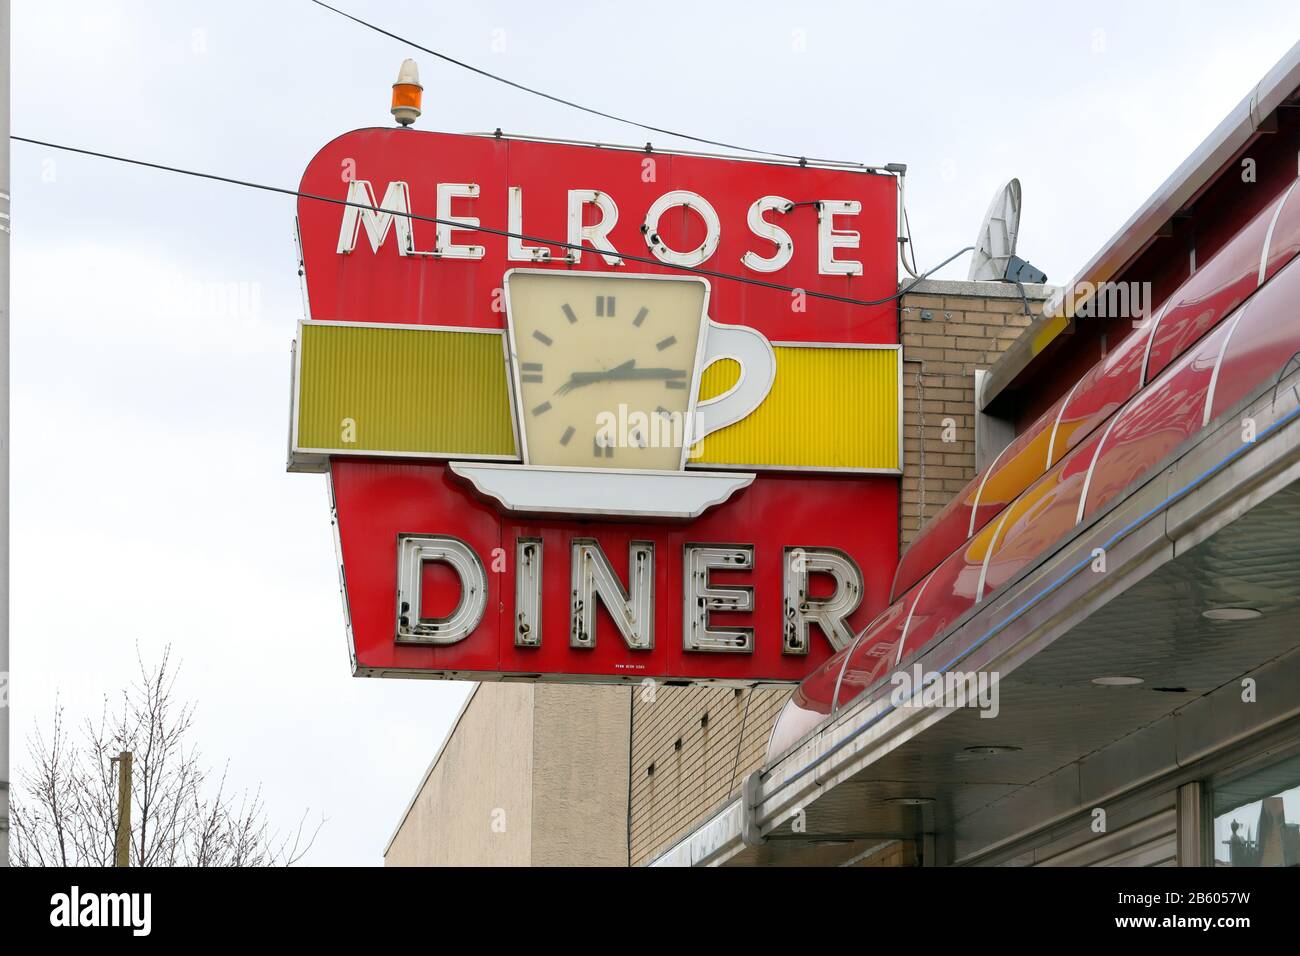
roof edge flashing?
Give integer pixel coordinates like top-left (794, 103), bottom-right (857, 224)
top-left (980, 38), bottom-right (1300, 412)
top-left (900, 278), bottom-right (1057, 301)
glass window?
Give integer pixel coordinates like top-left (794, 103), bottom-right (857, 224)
top-left (1213, 752), bottom-right (1300, 867)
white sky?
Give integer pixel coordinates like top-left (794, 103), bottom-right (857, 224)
top-left (10, 1), bottom-right (1300, 865)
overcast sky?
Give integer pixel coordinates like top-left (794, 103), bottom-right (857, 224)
top-left (11, 1), bottom-right (1300, 865)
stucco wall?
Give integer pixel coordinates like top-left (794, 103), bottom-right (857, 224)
top-left (531, 684), bottom-right (631, 866)
top-left (384, 683), bottom-right (534, 866)
top-left (385, 682), bottom-right (630, 865)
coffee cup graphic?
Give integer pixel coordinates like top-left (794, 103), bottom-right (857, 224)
top-left (502, 269), bottom-right (776, 471)
top-left (448, 269), bottom-right (775, 518)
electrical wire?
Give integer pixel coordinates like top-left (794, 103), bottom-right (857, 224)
top-left (903, 208), bottom-right (921, 276)
top-left (726, 687), bottom-right (755, 799)
top-left (11, 135), bottom-right (973, 309)
top-left (896, 176), bottom-right (922, 279)
top-left (308, 0), bottom-right (868, 169)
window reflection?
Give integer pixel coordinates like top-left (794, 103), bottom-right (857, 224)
top-left (1214, 754), bottom-right (1300, 867)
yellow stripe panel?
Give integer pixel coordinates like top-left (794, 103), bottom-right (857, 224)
top-left (699, 358), bottom-right (742, 401)
top-left (296, 324), bottom-right (517, 457)
top-left (692, 345), bottom-right (899, 471)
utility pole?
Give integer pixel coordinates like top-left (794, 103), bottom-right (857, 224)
top-left (0, 0), bottom-right (12, 869)
top-left (113, 751), bottom-right (132, 867)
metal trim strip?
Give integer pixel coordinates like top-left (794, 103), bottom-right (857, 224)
top-left (1203, 301), bottom-right (1253, 428)
top-left (1046, 379), bottom-right (1083, 468)
top-left (968, 441), bottom-right (1011, 537)
top-left (1258, 179), bottom-right (1300, 284)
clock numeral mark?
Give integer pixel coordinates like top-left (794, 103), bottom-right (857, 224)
top-left (665, 380), bottom-right (687, 390)
top-left (562, 304), bottom-right (578, 324)
top-left (532, 330), bottom-right (554, 347)
top-left (521, 361), bottom-right (544, 384)
top-left (633, 307), bottom-right (649, 327)
top-left (656, 335), bottom-right (677, 351)
top-left (559, 426), bottom-right (576, 447)
top-left (532, 401), bottom-right (553, 416)
top-left (521, 374), bottom-right (543, 383)
top-left (595, 295), bottom-right (616, 317)
top-left (593, 436), bottom-right (614, 458)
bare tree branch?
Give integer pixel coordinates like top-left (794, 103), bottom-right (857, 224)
top-left (11, 646), bottom-right (323, 867)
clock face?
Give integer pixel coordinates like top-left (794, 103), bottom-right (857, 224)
top-left (505, 271), bottom-right (709, 470)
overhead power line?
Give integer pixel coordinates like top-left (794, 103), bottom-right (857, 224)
top-left (307, 0), bottom-right (866, 169)
top-left (10, 135), bottom-right (970, 307)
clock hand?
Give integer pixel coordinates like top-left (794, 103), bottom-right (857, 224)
top-left (604, 366), bottom-right (688, 381)
top-left (551, 360), bottom-right (687, 396)
top-left (554, 359), bottom-right (637, 395)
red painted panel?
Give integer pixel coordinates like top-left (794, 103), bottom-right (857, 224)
top-left (980, 433), bottom-right (1098, 598)
top-left (891, 390), bottom-right (1067, 602)
top-left (332, 460), bottom-right (896, 682)
top-left (893, 186), bottom-right (1287, 607)
top-left (966, 395), bottom-right (1065, 530)
top-left (1261, 179), bottom-right (1300, 284)
top-left (331, 461), bottom-right (506, 675)
top-left (891, 323), bottom-right (1152, 603)
top-left (1082, 325), bottom-right (1226, 521)
top-left (835, 592), bottom-right (912, 709)
top-left (297, 128), bottom-right (897, 343)
top-left (1053, 319), bottom-right (1155, 460)
top-left (772, 176), bottom-right (1300, 764)
top-left (890, 487), bottom-right (977, 602)
top-left (1209, 253), bottom-right (1300, 420)
top-left (1144, 198), bottom-right (1273, 381)
top-left (891, 527), bottom-right (988, 669)
top-left (300, 130), bottom-right (902, 684)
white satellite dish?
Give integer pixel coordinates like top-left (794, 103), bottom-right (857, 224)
top-left (967, 178), bottom-right (1022, 281)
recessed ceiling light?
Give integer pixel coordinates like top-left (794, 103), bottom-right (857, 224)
top-left (1202, 607), bottom-right (1262, 621)
top-left (1091, 676), bottom-right (1144, 686)
top-left (886, 796), bottom-right (936, 806)
top-left (962, 745), bottom-right (1021, 755)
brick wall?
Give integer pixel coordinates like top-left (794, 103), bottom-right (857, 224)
top-left (629, 684), bottom-right (787, 867)
top-left (899, 281), bottom-right (1043, 549)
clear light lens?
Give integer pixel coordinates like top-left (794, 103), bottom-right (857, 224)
top-left (1201, 607), bottom-right (1262, 621)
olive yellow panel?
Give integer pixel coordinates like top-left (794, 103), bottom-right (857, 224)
top-left (691, 344), bottom-right (901, 472)
top-left (290, 322), bottom-right (518, 472)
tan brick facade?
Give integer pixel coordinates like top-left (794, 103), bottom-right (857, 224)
top-left (899, 283), bottom-right (1040, 549)
top-left (629, 684), bottom-right (787, 866)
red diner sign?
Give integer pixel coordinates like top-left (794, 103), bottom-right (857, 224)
top-left (292, 128), bottom-right (900, 684)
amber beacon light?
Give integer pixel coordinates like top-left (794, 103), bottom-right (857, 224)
top-left (391, 58), bottom-right (423, 127)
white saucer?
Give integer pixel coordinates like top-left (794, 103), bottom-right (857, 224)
top-left (448, 463), bottom-right (754, 519)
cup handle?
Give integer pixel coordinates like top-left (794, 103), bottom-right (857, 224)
top-left (692, 320), bottom-right (777, 447)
